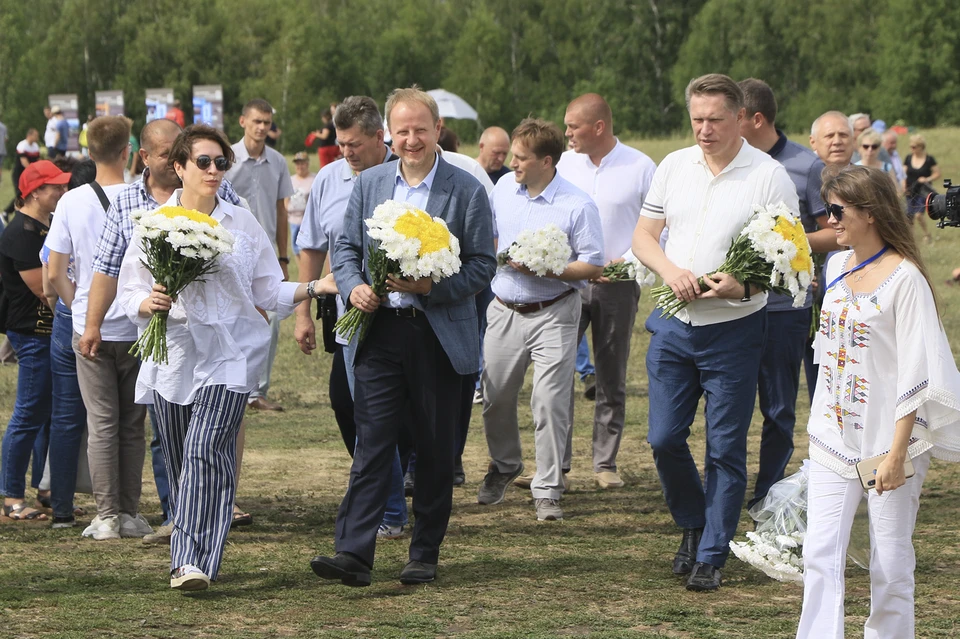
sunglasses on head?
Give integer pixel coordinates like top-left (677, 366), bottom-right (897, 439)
top-left (194, 155), bottom-right (230, 171)
top-left (825, 203), bottom-right (847, 220)
top-left (861, 143), bottom-right (879, 150)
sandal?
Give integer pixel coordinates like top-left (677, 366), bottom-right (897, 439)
top-left (36, 492), bottom-right (52, 510)
top-left (231, 506), bottom-right (253, 528)
top-left (3, 501), bottom-right (49, 521)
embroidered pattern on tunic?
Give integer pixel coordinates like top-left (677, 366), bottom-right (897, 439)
top-left (823, 302), bottom-right (873, 433)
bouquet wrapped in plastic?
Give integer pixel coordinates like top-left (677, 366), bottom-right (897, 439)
top-left (497, 224), bottom-right (570, 276)
top-left (651, 202), bottom-right (814, 319)
top-left (729, 461), bottom-right (870, 583)
top-left (335, 200), bottom-right (461, 342)
top-left (128, 206), bottom-right (234, 364)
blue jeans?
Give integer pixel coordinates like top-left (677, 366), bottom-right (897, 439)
top-left (575, 335), bottom-right (595, 380)
top-left (751, 308), bottom-right (809, 510)
top-left (1, 331), bottom-right (52, 499)
top-left (48, 303), bottom-right (86, 518)
top-left (147, 405), bottom-right (171, 523)
top-left (645, 309), bottom-right (767, 568)
top-left (290, 222), bottom-right (302, 255)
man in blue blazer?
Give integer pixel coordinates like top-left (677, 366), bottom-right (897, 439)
top-left (311, 87), bottom-right (496, 586)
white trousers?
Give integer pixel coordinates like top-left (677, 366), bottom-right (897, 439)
top-left (797, 453), bottom-right (931, 639)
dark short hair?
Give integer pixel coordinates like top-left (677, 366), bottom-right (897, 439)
top-left (738, 78), bottom-right (777, 125)
top-left (242, 98), bottom-right (273, 117)
top-left (685, 73), bottom-right (744, 113)
top-left (511, 118), bottom-right (564, 166)
top-left (88, 116), bottom-right (132, 163)
top-left (69, 159), bottom-right (97, 190)
top-left (333, 96), bottom-right (383, 136)
top-left (168, 124), bottom-right (235, 172)
top-left (438, 127), bottom-right (460, 153)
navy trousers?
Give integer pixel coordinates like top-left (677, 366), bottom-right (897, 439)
top-left (645, 309), bottom-right (767, 568)
top-left (750, 308), bottom-right (810, 510)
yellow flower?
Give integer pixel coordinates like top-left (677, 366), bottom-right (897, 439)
top-left (157, 205), bottom-right (219, 228)
top-left (774, 215), bottom-right (813, 273)
top-left (394, 209), bottom-right (451, 256)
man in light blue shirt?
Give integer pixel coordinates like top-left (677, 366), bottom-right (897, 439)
top-left (478, 118), bottom-right (603, 522)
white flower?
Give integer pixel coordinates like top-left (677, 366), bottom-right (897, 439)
top-left (366, 200), bottom-right (461, 282)
top-left (504, 224), bottom-right (570, 276)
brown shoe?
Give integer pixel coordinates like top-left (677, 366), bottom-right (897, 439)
top-left (595, 471), bottom-right (624, 489)
top-left (248, 397), bottom-right (283, 412)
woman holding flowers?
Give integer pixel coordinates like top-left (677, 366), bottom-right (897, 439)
top-left (797, 165), bottom-right (960, 638)
top-left (118, 125), bottom-right (333, 591)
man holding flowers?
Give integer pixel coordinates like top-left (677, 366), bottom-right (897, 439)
top-left (311, 87), bottom-right (496, 587)
top-left (477, 118), bottom-right (603, 522)
top-left (631, 74), bottom-right (799, 592)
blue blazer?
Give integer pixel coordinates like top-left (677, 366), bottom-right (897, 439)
top-left (333, 156), bottom-right (496, 376)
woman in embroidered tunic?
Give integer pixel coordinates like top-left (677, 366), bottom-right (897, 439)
top-left (797, 165), bottom-right (960, 638)
top-left (118, 125), bottom-right (336, 591)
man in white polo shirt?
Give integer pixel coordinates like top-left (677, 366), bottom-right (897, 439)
top-left (632, 74), bottom-right (799, 592)
top-left (556, 93), bottom-right (656, 490)
top-left (224, 98), bottom-right (295, 412)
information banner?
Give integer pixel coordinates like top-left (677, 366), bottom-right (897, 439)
top-left (48, 94), bottom-right (80, 153)
top-left (94, 90), bottom-right (125, 117)
top-left (145, 88), bottom-right (174, 122)
top-left (192, 85), bottom-right (224, 130)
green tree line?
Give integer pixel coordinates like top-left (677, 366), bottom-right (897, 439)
top-left (0, 0), bottom-right (958, 158)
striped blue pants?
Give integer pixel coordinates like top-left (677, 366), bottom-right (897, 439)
top-left (152, 386), bottom-right (247, 580)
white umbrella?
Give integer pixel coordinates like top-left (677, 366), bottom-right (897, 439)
top-left (427, 89), bottom-right (478, 121)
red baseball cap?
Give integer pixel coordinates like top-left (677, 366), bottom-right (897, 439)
top-left (19, 160), bottom-right (71, 198)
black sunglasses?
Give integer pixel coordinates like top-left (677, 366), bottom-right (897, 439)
top-left (861, 143), bottom-right (880, 150)
top-left (194, 155), bottom-right (230, 171)
top-left (825, 203), bottom-right (847, 220)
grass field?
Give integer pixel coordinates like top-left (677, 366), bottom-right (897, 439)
top-left (2, 131), bottom-right (960, 638)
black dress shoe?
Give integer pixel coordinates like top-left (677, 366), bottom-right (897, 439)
top-left (399, 560), bottom-right (437, 585)
top-left (685, 562), bottom-right (722, 592)
top-left (404, 471), bottom-right (415, 497)
top-left (310, 552), bottom-right (371, 587)
top-left (672, 527), bottom-right (703, 575)
top-left (453, 460), bottom-right (466, 486)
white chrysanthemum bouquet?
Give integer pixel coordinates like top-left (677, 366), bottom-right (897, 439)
top-left (128, 206), bottom-right (234, 364)
top-left (335, 200), bottom-right (461, 342)
top-left (651, 202), bottom-right (814, 318)
top-left (497, 224), bottom-right (570, 276)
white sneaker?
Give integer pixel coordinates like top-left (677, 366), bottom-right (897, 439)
top-left (170, 564), bottom-right (210, 591)
top-left (535, 498), bottom-right (564, 521)
top-left (473, 389), bottom-right (483, 404)
top-left (377, 523), bottom-right (405, 539)
top-left (119, 513), bottom-right (154, 538)
top-left (81, 515), bottom-right (121, 540)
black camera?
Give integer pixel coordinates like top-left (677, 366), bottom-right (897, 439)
top-left (927, 179), bottom-right (960, 228)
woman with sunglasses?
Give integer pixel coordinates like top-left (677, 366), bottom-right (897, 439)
top-left (118, 125), bottom-right (335, 591)
top-left (904, 134), bottom-right (938, 244)
top-left (0, 161), bottom-right (70, 521)
top-left (797, 166), bottom-right (960, 638)
top-left (855, 129), bottom-right (899, 191)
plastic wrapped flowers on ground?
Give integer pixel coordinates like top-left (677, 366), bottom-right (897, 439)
top-left (497, 224), bottom-right (570, 277)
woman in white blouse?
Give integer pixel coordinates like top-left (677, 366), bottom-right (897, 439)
top-left (797, 165), bottom-right (960, 638)
top-left (119, 125), bottom-right (335, 591)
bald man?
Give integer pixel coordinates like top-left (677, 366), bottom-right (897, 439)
top-left (809, 111), bottom-right (854, 168)
top-left (556, 93), bottom-right (656, 490)
top-left (477, 126), bottom-right (511, 184)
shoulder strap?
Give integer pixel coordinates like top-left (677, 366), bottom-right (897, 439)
top-left (89, 182), bottom-right (111, 212)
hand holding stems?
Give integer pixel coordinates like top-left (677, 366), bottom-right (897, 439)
top-left (592, 257), bottom-right (625, 284)
top-left (699, 272), bottom-right (748, 300)
top-left (139, 283), bottom-right (173, 317)
top-left (386, 273), bottom-right (432, 295)
top-left (662, 265), bottom-right (703, 303)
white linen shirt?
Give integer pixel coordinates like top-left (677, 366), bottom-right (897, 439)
top-left (439, 149), bottom-right (495, 195)
top-left (118, 191), bottom-right (299, 405)
top-left (44, 183), bottom-right (136, 340)
top-left (639, 140), bottom-right (800, 326)
top-left (557, 140), bottom-right (656, 263)
top-left (490, 172), bottom-right (603, 304)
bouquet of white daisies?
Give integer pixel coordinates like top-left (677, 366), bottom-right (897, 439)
top-left (651, 202), bottom-right (814, 319)
top-left (497, 224), bottom-right (570, 277)
top-left (128, 206), bottom-right (235, 364)
top-left (335, 200), bottom-right (461, 342)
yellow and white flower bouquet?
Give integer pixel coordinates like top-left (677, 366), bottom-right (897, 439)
top-left (651, 202), bottom-right (814, 318)
top-left (128, 206), bottom-right (235, 364)
top-left (335, 200), bottom-right (460, 342)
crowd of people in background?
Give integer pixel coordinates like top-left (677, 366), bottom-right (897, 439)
top-left (2, 75), bottom-right (960, 639)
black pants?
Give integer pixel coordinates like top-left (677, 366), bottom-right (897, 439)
top-left (334, 311), bottom-right (464, 567)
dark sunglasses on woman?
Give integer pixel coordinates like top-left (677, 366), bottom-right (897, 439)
top-left (825, 203), bottom-right (846, 220)
top-left (194, 155), bottom-right (230, 171)
top-left (861, 143), bottom-right (880, 151)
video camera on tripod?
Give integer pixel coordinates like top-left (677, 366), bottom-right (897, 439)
top-left (926, 179), bottom-right (960, 228)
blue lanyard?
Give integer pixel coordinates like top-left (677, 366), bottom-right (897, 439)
top-left (826, 246), bottom-right (889, 292)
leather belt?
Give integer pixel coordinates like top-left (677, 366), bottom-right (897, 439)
top-left (496, 289), bottom-right (576, 314)
top-left (382, 306), bottom-right (421, 318)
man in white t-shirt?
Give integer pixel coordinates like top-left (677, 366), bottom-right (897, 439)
top-left (556, 93), bottom-right (656, 491)
top-left (632, 74), bottom-right (799, 592)
top-left (44, 106), bottom-right (58, 152)
top-left (46, 115), bottom-right (150, 541)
